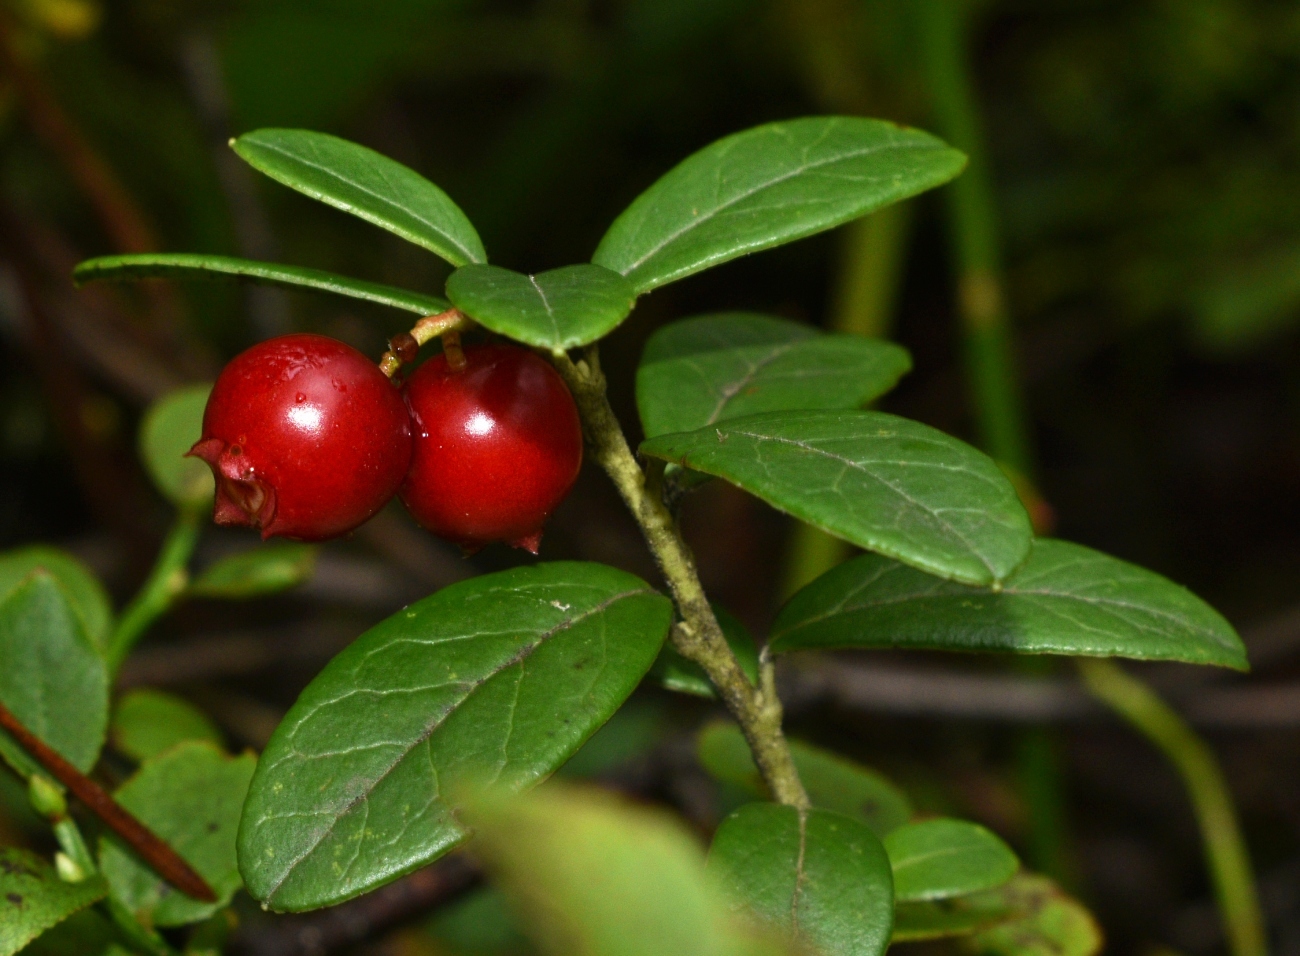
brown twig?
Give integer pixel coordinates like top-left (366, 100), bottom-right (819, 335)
top-left (0, 700), bottom-right (217, 902)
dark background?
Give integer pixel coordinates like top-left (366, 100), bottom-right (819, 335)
top-left (1, 0), bottom-right (1298, 953)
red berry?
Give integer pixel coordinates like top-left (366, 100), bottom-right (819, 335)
top-left (188, 333), bottom-right (412, 542)
top-left (400, 343), bottom-right (582, 553)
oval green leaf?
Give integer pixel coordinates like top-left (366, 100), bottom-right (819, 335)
top-left (709, 804), bottom-right (894, 956)
top-left (74, 254), bottom-right (449, 316)
top-left (637, 313), bottom-right (911, 438)
top-left (592, 116), bottom-right (966, 295)
top-left (238, 562), bottom-right (673, 912)
top-left (100, 742), bottom-right (256, 927)
top-left (771, 538), bottom-right (1247, 669)
top-left (964, 875), bottom-right (1103, 956)
top-left (232, 129), bottom-right (486, 267)
top-left (462, 782), bottom-right (780, 956)
top-left (0, 546), bottom-right (111, 653)
top-left (0, 848), bottom-right (107, 956)
top-left (0, 573), bottom-right (108, 773)
top-left (188, 543), bottom-right (316, 600)
top-left (110, 690), bottom-right (223, 763)
top-left (641, 411), bottom-right (1033, 587)
top-left (697, 722), bottom-right (911, 836)
top-left (648, 604), bottom-right (758, 699)
top-left (885, 818), bottom-right (1018, 903)
top-left (139, 385), bottom-right (213, 507)
top-left (445, 263), bottom-right (637, 350)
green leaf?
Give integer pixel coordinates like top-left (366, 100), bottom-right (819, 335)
top-left (0, 848), bottom-right (107, 956)
top-left (238, 562), bottom-right (674, 912)
top-left (232, 129), bottom-right (487, 267)
top-left (641, 411), bottom-right (1032, 587)
top-left (139, 385), bottom-right (213, 508)
top-left (637, 313), bottom-right (911, 438)
top-left (445, 264), bottom-right (637, 351)
top-left (885, 819), bottom-right (1018, 903)
top-left (462, 781), bottom-right (782, 956)
top-left (648, 604), bottom-right (758, 699)
top-left (0, 574), bottom-right (108, 773)
top-left (110, 690), bottom-right (223, 763)
top-left (99, 742), bottom-right (256, 928)
top-left (74, 254), bottom-right (449, 317)
top-left (18, 908), bottom-right (130, 956)
top-left (771, 538), bottom-right (1248, 669)
top-left (188, 543), bottom-right (316, 600)
top-left (890, 901), bottom-right (1014, 943)
top-left (0, 546), bottom-right (111, 653)
top-left (592, 116), bottom-right (966, 295)
top-left (964, 874), bottom-right (1103, 956)
top-left (708, 804), bottom-right (894, 956)
top-left (696, 722), bottom-right (911, 836)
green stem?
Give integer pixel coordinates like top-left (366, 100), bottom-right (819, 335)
top-left (550, 346), bottom-right (809, 810)
top-left (1078, 660), bottom-right (1268, 956)
top-left (914, 0), bottom-right (1032, 477)
top-left (107, 507), bottom-right (202, 673)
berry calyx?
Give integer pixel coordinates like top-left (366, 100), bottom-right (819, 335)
top-left (189, 333), bottom-right (412, 542)
top-left (399, 343), bottom-right (583, 553)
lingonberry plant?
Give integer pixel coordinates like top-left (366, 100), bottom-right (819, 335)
top-left (0, 117), bottom-right (1247, 956)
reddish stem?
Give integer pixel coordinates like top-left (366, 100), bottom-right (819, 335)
top-left (0, 700), bottom-right (217, 902)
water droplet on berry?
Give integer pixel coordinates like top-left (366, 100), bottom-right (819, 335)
top-left (295, 392), bottom-right (306, 403)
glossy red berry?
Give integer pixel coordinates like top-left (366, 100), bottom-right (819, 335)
top-left (189, 333), bottom-right (412, 542)
top-left (400, 343), bottom-right (583, 553)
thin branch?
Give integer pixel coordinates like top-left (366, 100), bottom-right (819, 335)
top-left (0, 700), bottom-right (217, 902)
top-left (549, 345), bottom-right (809, 809)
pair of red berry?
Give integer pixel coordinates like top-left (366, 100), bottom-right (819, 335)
top-left (188, 334), bottom-right (583, 552)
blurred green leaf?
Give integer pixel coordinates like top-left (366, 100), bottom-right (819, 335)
top-left (560, 697), bottom-right (667, 778)
top-left (425, 886), bottom-right (536, 956)
top-left (0, 573), bottom-right (108, 773)
top-left (592, 116), bottom-right (966, 295)
top-left (238, 562), bottom-right (673, 912)
top-left (18, 908), bottom-right (131, 956)
top-left (697, 722), bottom-right (911, 836)
top-left (75, 254), bottom-right (449, 317)
top-left (890, 901), bottom-right (1013, 943)
top-left (99, 742), bottom-right (255, 928)
top-left (233, 129), bottom-right (486, 267)
top-left (771, 539), bottom-right (1248, 669)
top-left (648, 604), bottom-right (758, 699)
top-left (964, 874), bottom-right (1103, 956)
top-left (0, 546), bottom-right (111, 653)
top-left (641, 411), bottom-right (1033, 587)
top-left (188, 543), bottom-right (316, 600)
top-left (110, 689), bottom-right (223, 763)
top-left (0, 848), bottom-right (107, 956)
top-left (637, 313), bottom-right (911, 438)
top-left (138, 384), bottom-right (213, 508)
top-left (462, 781), bottom-right (782, 956)
top-left (884, 818), bottom-right (1018, 903)
top-left (708, 803), bottom-right (893, 956)
top-left (445, 264), bottom-right (636, 350)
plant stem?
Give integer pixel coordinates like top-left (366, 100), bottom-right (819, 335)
top-left (107, 507), bottom-right (202, 673)
top-left (915, 0), bottom-right (1032, 477)
top-left (0, 699), bottom-right (217, 902)
top-left (1078, 660), bottom-right (1268, 956)
top-left (549, 346), bottom-right (810, 810)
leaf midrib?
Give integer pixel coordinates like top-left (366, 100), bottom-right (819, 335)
top-left (619, 126), bottom-right (940, 274)
top-left (250, 138), bottom-right (479, 264)
top-left (718, 426), bottom-right (1001, 580)
top-left (259, 587), bottom-right (651, 898)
